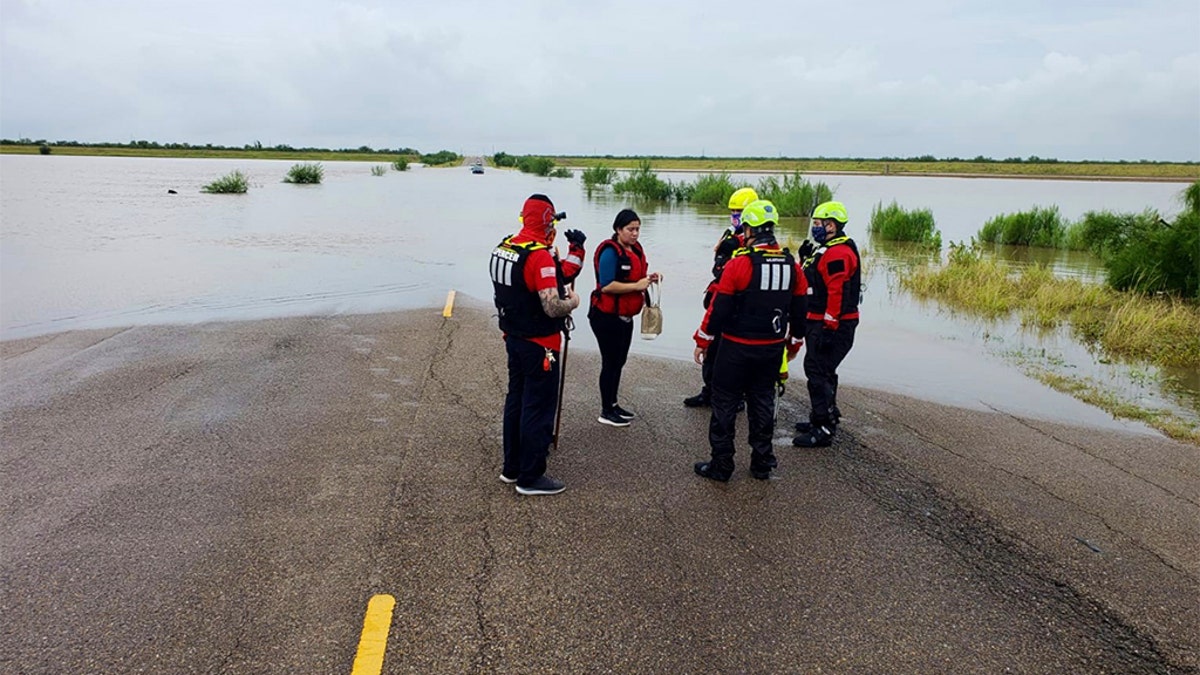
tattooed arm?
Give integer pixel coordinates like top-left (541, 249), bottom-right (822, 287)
top-left (539, 286), bottom-right (580, 318)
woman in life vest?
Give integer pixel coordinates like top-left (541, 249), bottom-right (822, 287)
top-left (588, 209), bottom-right (662, 427)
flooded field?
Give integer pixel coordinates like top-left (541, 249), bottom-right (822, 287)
top-left (1, 155), bottom-right (1193, 430)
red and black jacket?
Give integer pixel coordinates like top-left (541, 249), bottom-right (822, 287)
top-left (804, 235), bottom-right (861, 329)
top-left (490, 236), bottom-right (566, 338)
top-left (590, 238), bottom-right (648, 317)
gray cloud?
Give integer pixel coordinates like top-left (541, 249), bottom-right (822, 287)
top-left (1, 0), bottom-right (1196, 160)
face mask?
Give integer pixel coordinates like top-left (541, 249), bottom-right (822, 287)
top-left (811, 224), bottom-right (829, 244)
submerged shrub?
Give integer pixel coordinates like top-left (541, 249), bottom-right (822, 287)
top-left (420, 150), bottom-right (460, 166)
top-left (392, 158), bottom-right (409, 171)
top-left (284, 162), bottom-right (323, 184)
top-left (492, 151), bottom-right (517, 168)
top-left (1064, 209), bottom-right (1158, 256)
top-left (687, 173), bottom-right (739, 206)
top-left (581, 164), bottom-right (616, 188)
top-left (370, 165), bottom-right (387, 176)
top-left (549, 167), bottom-right (573, 179)
top-left (755, 172), bottom-right (833, 217)
top-left (38, 144), bottom-right (51, 155)
top-left (977, 206), bottom-right (1067, 247)
top-left (869, 201), bottom-right (942, 249)
top-left (516, 156), bottom-right (555, 176)
top-left (612, 160), bottom-right (674, 200)
top-left (202, 170), bottom-right (249, 194)
top-left (1105, 209), bottom-right (1199, 298)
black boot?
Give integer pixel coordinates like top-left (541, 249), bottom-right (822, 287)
top-left (693, 461), bottom-right (731, 482)
top-left (683, 390), bottom-right (711, 407)
top-left (793, 424), bottom-right (835, 448)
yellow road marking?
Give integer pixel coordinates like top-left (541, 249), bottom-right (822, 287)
top-left (442, 290), bottom-right (456, 317)
top-left (351, 594), bottom-right (396, 675)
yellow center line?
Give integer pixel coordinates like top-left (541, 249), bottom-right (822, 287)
top-left (442, 289), bottom-right (456, 317)
top-left (351, 594), bottom-right (396, 675)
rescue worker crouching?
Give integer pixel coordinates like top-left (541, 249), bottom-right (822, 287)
top-left (489, 194), bottom-right (586, 495)
top-left (684, 186), bottom-right (758, 409)
top-left (793, 200), bottom-right (861, 448)
top-left (692, 199), bottom-right (806, 482)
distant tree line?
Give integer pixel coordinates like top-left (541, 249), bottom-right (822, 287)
top-left (0, 137), bottom-right (422, 155)
top-left (552, 152), bottom-right (1195, 166)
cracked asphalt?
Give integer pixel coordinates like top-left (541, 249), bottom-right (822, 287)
top-left (1, 300), bottom-right (1197, 673)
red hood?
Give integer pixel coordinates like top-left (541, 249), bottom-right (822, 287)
top-left (519, 195), bottom-right (556, 244)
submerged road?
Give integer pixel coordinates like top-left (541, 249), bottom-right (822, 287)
top-left (1, 300), bottom-right (1196, 673)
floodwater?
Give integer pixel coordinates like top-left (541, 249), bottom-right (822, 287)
top-left (1, 155), bottom-right (1193, 432)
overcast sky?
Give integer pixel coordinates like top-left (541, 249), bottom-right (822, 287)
top-left (2, 0), bottom-right (1198, 161)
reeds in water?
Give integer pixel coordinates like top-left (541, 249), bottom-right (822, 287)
top-left (284, 162), bottom-right (324, 184)
top-left (202, 170), bottom-right (249, 194)
top-left (612, 160), bottom-right (674, 200)
top-left (977, 206), bottom-right (1067, 247)
top-left (581, 164), bottom-right (616, 188)
top-left (370, 165), bottom-right (387, 176)
top-left (754, 172), bottom-right (833, 217)
top-left (868, 201), bottom-right (942, 249)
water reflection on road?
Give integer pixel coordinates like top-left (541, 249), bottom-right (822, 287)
top-left (1, 155), bottom-right (1193, 431)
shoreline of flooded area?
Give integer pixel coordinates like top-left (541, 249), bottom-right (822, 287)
top-left (1, 154), bottom-right (1194, 434)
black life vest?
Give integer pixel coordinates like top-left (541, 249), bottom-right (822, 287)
top-left (490, 236), bottom-right (566, 338)
top-left (804, 236), bottom-right (862, 320)
top-left (727, 247), bottom-right (797, 340)
top-left (590, 238), bottom-right (647, 316)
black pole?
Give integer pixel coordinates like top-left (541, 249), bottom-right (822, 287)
top-left (551, 316), bottom-right (574, 453)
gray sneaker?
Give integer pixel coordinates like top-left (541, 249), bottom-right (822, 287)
top-left (515, 475), bottom-right (566, 495)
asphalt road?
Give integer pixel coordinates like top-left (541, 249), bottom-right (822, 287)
top-left (1, 301), bottom-right (1196, 673)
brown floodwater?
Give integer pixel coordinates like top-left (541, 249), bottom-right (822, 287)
top-left (1, 155), bottom-right (1193, 432)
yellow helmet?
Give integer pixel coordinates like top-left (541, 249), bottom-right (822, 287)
top-left (812, 201), bottom-right (848, 224)
top-left (728, 187), bottom-right (758, 211)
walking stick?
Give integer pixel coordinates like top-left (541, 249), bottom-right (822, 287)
top-left (551, 315), bottom-right (574, 453)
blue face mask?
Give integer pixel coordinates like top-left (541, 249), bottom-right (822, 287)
top-left (811, 224), bottom-right (829, 244)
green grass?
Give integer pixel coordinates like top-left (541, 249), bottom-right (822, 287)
top-left (370, 165), bottom-right (387, 176)
top-left (201, 170), bottom-right (248, 194)
top-left (1027, 370), bottom-right (1199, 443)
top-left (869, 201), bottom-right (942, 249)
top-left (978, 206), bottom-right (1069, 247)
top-left (552, 156), bottom-right (1200, 181)
top-left (901, 242), bottom-right (1200, 368)
top-left (754, 172), bottom-right (833, 217)
top-left (283, 162), bottom-right (323, 184)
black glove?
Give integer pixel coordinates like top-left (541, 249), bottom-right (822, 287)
top-left (798, 240), bottom-right (815, 260)
top-left (564, 229), bottom-right (586, 246)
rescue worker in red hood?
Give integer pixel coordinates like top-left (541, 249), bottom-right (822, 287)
top-left (692, 199), bottom-right (807, 482)
top-left (793, 200), bottom-right (861, 448)
top-left (489, 194), bottom-right (586, 495)
top-left (588, 208), bottom-right (662, 427)
top-left (683, 186), bottom-right (759, 408)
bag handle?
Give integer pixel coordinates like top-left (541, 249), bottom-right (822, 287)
top-left (645, 280), bottom-right (660, 307)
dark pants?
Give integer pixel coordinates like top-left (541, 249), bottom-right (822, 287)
top-left (803, 319), bottom-right (858, 426)
top-left (699, 333), bottom-right (724, 394)
top-left (502, 336), bottom-right (561, 487)
top-left (708, 339), bottom-right (781, 475)
top-left (588, 309), bottom-right (633, 412)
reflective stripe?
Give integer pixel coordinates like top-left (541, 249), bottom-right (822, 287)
top-left (758, 261), bottom-right (793, 291)
top-left (824, 313), bottom-right (836, 321)
top-left (565, 253), bottom-right (583, 266)
top-left (697, 329), bottom-right (715, 340)
top-left (490, 254), bottom-right (515, 286)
